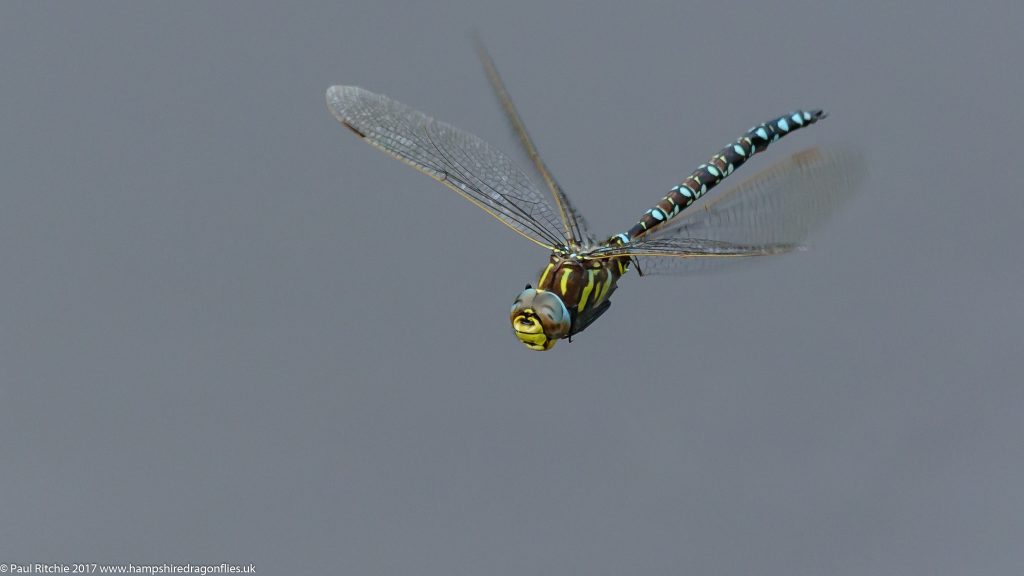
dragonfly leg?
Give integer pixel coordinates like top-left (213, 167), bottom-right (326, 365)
top-left (626, 256), bottom-right (645, 277)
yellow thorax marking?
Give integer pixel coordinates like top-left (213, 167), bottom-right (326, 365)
top-left (538, 262), bottom-right (554, 287)
top-left (559, 269), bottom-right (572, 295)
top-left (577, 269), bottom-right (595, 313)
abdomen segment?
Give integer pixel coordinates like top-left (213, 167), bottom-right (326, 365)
top-left (615, 110), bottom-right (826, 243)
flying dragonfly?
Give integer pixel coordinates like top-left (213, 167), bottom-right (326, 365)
top-left (326, 45), bottom-right (863, 350)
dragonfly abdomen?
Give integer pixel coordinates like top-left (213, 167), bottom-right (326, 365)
top-left (616, 110), bottom-right (826, 243)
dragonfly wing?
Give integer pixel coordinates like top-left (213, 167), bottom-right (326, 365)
top-left (592, 144), bottom-right (865, 276)
top-left (649, 144), bottom-right (865, 247)
top-left (610, 236), bottom-right (794, 274)
top-left (475, 40), bottom-right (594, 247)
top-left (327, 85), bottom-right (569, 250)
top-left (591, 237), bottom-right (798, 257)
top-left (588, 237), bottom-right (796, 274)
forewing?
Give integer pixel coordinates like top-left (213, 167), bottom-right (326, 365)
top-left (475, 40), bottom-right (594, 246)
top-left (588, 237), bottom-right (796, 274)
top-left (326, 85), bottom-right (569, 249)
top-left (591, 237), bottom-right (798, 258)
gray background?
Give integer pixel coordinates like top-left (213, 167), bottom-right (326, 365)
top-left (1, 1), bottom-right (1021, 574)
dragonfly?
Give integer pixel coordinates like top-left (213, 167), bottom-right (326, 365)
top-left (326, 45), bottom-right (863, 351)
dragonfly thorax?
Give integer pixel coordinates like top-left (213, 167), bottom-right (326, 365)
top-left (510, 252), bottom-right (629, 350)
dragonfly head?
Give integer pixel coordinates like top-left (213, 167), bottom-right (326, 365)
top-left (510, 287), bottom-right (571, 351)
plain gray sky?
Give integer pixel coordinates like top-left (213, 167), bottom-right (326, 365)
top-left (1, 1), bottom-right (1022, 574)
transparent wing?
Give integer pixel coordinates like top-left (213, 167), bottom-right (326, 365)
top-left (589, 237), bottom-right (797, 258)
top-left (326, 85), bottom-right (569, 250)
top-left (475, 39), bottom-right (594, 248)
top-left (652, 145), bottom-right (865, 246)
top-left (621, 144), bottom-right (865, 275)
top-left (587, 237), bottom-right (797, 275)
